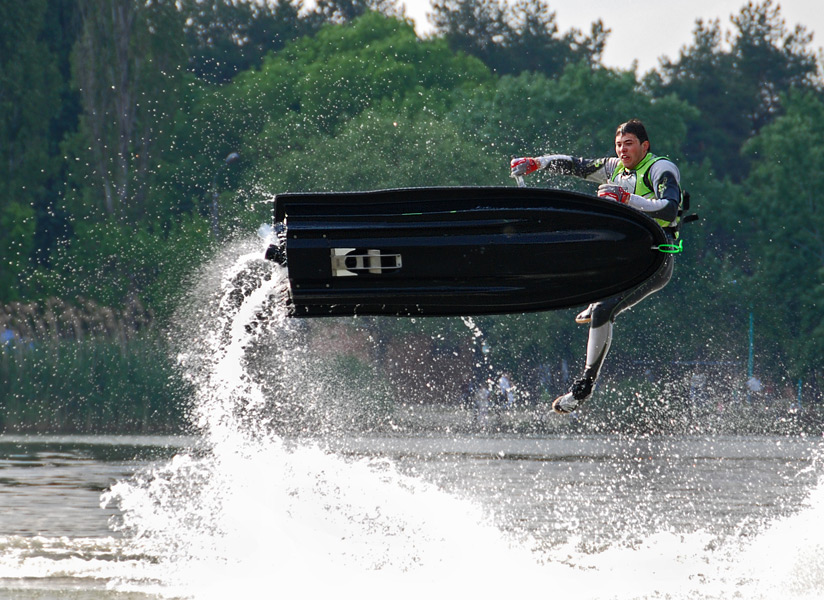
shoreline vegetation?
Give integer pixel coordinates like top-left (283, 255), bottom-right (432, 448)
top-left (2, 339), bottom-right (818, 436)
top-left (1, 298), bottom-right (189, 434)
top-left (1, 298), bottom-right (819, 436)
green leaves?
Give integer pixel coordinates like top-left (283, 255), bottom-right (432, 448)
top-left (737, 91), bottom-right (824, 376)
top-left (431, 0), bottom-right (605, 77)
top-left (0, 0), bottom-right (61, 302)
top-left (0, 201), bottom-right (36, 301)
top-left (238, 12), bottom-right (490, 135)
top-left (649, 0), bottom-right (820, 180)
top-left (3, 2), bottom-right (824, 385)
top-left (453, 64), bottom-right (695, 175)
top-left (263, 109), bottom-right (501, 193)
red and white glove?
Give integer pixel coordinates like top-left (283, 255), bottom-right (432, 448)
top-left (510, 157), bottom-right (541, 177)
top-left (597, 183), bottom-right (631, 204)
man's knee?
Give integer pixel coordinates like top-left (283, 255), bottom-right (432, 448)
top-left (590, 299), bottom-right (620, 328)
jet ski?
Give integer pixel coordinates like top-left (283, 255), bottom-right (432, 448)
top-left (264, 186), bottom-right (669, 317)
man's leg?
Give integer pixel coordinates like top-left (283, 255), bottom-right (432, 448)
top-left (553, 255), bottom-right (674, 414)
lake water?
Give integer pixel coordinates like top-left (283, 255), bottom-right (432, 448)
top-left (0, 432), bottom-right (822, 599)
top-left (2, 241), bottom-right (822, 599)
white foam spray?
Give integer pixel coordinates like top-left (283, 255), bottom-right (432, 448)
top-left (101, 240), bottom-right (547, 598)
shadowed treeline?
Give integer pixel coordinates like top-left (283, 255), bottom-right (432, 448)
top-left (1, 299), bottom-right (188, 433)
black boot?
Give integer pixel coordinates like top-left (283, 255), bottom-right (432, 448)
top-left (552, 370), bottom-right (595, 414)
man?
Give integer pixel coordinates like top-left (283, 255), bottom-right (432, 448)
top-left (510, 119), bottom-right (683, 414)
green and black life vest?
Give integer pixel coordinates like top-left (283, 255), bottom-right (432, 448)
top-left (610, 153), bottom-right (682, 231)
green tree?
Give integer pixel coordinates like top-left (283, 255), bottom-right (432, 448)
top-left (431, 0), bottom-right (606, 77)
top-left (258, 107), bottom-right (501, 195)
top-left (194, 12), bottom-right (491, 213)
top-left (30, 0), bottom-right (81, 273)
top-left (503, 0), bottom-right (607, 75)
top-left (731, 0), bottom-right (819, 131)
top-left (738, 91), bottom-right (824, 378)
top-left (181, 0), bottom-right (313, 83)
top-left (307, 0), bottom-right (402, 25)
top-left (452, 63), bottom-right (695, 171)
top-left (0, 0), bottom-right (61, 301)
top-left (644, 20), bottom-right (744, 178)
top-left (646, 0), bottom-right (821, 180)
top-left (68, 0), bottom-right (187, 222)
top-left (39, 0), bottom-right (211, 311)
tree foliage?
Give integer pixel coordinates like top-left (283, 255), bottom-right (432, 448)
top-left (181, 0), bottom-right (313, 83)
top-left (0, 0), bottom-right (69, 301)
top-left (646, 0), bottom-right (821, 179)
top-left (2, 0), bottom-right (823, 389)
top-left (431, 0), bottom-right (606, 77)
top-left (69, 0), bottom-right (186, 222)
top-left (202, 11), bottom-right (493, 198)
top-left (738, 91), bottom-right (824, 375)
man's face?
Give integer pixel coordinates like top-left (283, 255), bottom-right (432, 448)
top-left (615, 133), bottom-right (649, 170)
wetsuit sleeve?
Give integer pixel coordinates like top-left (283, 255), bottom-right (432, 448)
top-left (625, 159), bottom-right (681, 223)
top-left (536, 155), bottom-right (617, 184)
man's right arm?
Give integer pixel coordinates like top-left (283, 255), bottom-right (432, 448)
top-left (511, 155), bottom-right (617, 183)
top-left (538, 155), bottom-right (616, 183)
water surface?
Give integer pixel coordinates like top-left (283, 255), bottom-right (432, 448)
top-left (0, 432), bottom-right (821, 599)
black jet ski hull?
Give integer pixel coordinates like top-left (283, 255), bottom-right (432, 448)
top-left (266, 187), bottom-right (669, 317)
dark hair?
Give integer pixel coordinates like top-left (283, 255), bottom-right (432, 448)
top-left (615, 119), bottom-right (649, 147)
